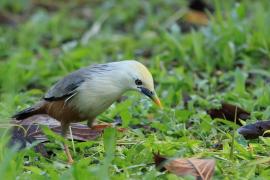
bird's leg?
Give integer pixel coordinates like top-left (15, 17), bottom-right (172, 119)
top-left (61, 122), bottom-right (74, 164)
top-left (87, 119), bottom-right (94, 128)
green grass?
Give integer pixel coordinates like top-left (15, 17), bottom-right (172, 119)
top-left (1, 0), bottom-right (270, 179)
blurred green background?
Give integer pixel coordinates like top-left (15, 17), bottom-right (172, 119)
top-left (1, 0), bottom-right (270, 179)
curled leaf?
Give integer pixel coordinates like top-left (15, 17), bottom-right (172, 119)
top-left (207, 103), bottom-right (250, 125)
top-left (238, 120), bottom-right (270, 139)
top-left (153, 153), bottom-right (215, 179)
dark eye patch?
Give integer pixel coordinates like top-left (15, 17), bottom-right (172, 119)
top-left (135, 79), bottom-right (142, 85)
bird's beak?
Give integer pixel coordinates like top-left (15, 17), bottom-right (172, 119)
top-left (152, 94), bottom-right (162, 109)
top-left (140, 87), bottom-right (162, 109)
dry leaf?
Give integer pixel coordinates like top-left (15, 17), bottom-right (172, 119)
top-left (184, 10), bottom-right (209, 26)
top-left (9, 115), bottom-right (125, 156)
top-left (238, 120), bottom-right (270, 139)
top-left (176, 0), bottom-right (214, 33)
top-left (207, 103), bottom-right (250, 125)
top-left (10, 123), bottom-right (49, 157)
top-left (183, 0), bottom-right (214, 26)
top-left (153, 153), bottom-right (215, 180)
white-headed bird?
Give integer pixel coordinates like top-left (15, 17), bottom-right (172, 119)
top-left (13, 60), bottom-right (161, 163)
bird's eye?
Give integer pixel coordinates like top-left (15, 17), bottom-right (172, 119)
top-left (135, 79), bottom-right (142, 86)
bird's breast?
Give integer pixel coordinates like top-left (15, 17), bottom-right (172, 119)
top-left (69, 80), bottom-right (124, 119)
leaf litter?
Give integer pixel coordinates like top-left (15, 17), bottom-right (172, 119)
top-left (238, 120), bottom-right (270, 139)
top-left (153, 152), bottom-right (215, 180)
top-left (9, 115), bottom-right (126, 156)
top-left (207, 102), bottom-right (250, 125)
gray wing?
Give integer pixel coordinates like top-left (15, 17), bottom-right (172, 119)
top-left (44, 68), bottom-right (87, 101)
top-left (43, 63), bottom-right (113, 101)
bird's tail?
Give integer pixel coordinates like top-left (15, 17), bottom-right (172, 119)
top-left (12, 101), bottom-right (46, 120)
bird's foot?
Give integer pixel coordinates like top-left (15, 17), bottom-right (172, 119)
top-left (64, 143), bottom-right (74, 165)
top-left (68, 158), bottom-right (74, 165)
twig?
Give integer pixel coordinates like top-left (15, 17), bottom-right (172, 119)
top-left (230, 106), bottom-right (238, 160)
top-left (69, 126), bottom-right (76, 155)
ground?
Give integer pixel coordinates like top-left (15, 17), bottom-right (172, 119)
top-left (1, 0), bottom-right (270, 179)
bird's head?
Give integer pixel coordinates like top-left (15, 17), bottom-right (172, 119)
top-left (117, 60), bottom-right (162, 108)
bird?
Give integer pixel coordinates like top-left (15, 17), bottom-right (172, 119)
top-left (12, 60), bottom-right (162, 164)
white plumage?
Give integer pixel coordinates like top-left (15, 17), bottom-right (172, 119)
top-left (69, 60), bottom-right (157, 119)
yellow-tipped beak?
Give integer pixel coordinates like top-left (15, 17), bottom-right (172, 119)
top-left (153, 95), bottom-right (162, 109)
top-left (140, 87), bottom-right (162, 109)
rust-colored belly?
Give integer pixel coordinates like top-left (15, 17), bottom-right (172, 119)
top-left (44, 100), bottom-right (87, 123)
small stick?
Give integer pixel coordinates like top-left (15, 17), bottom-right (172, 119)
top-left (69, 126), bottom-right (76, 155)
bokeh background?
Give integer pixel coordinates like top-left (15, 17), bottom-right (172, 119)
top-left (1, 0), bottom-right (270, 179)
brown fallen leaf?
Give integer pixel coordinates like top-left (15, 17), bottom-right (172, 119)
top-left (9, 115), bottom-right (125, 156)
top-left (207, 103), bottom-right (250, 125)
top-left (153, 152), bottom-right (215, 180)
top-left (184, 10), bottom-right (209, 26)
top-left (10, 122), bottom-right (49, 157)
top-left (176, 0), bottom-right (214, 33)
top-left (238, 120), bottom-right (270, 140)
top-left (184, 0), bottom-right (214, 26)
